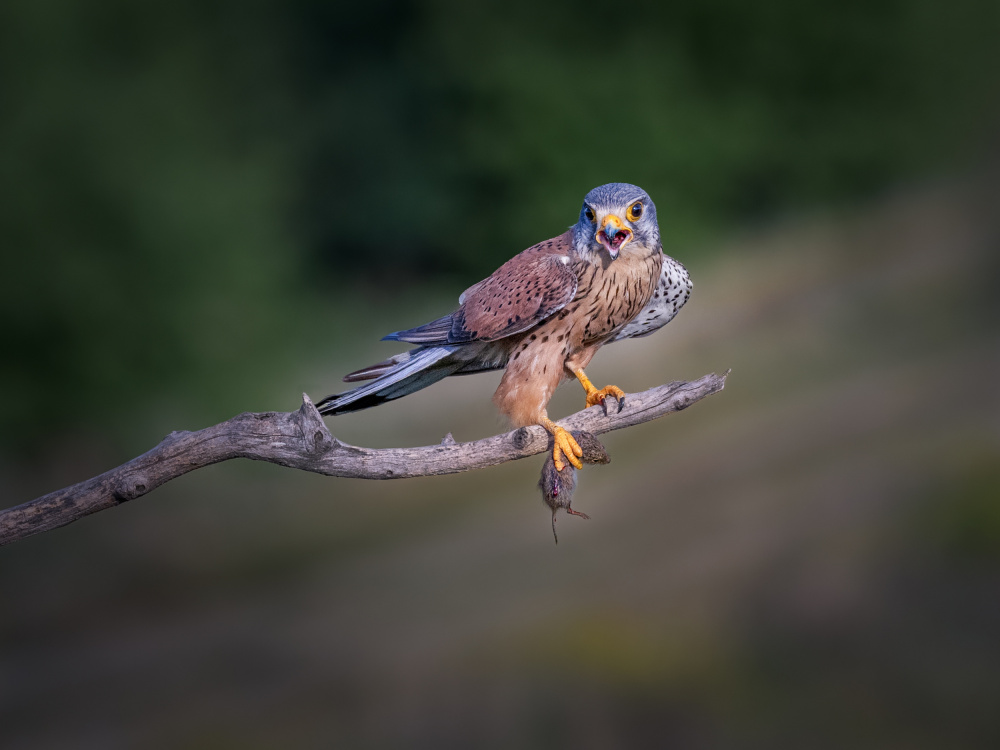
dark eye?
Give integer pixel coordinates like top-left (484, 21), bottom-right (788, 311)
top-left (584, 206), bottom-right (595, 222)
top-left (627, 202), bottom-right (643, 221)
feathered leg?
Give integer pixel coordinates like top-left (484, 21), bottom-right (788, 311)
top-left (493, 345), bottom-right (584, 472)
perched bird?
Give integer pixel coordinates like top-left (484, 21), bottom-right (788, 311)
top-left (316, 183), bottom-right (692, 472)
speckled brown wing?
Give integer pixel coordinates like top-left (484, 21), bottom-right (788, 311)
top-left (456, 249), bottom-right (578, 342)
top-left (385, 234), bottom-right (579, 345)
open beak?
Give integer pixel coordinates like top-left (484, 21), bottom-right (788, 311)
top-left (596, 214), bottom-right (632, 260)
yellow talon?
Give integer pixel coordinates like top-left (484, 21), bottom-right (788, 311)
top-left (540, 417), bottom-right (583, 471)
top-left (552, 426), bottom-right (583, 471)
top-left (585, 384), bottom-right (626, 411)
top-left (572, 368), bottom-right (626, 414)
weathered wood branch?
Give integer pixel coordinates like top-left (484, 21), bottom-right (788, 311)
top-left (0, 371), bottom-right (727, 546)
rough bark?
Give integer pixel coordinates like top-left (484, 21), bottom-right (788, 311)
top-left (0, 371), bottom-right (728, 546)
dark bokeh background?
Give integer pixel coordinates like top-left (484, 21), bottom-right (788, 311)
top-left (2, 1), bottom-right (999, 747)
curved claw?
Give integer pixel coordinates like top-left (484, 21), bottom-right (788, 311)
top-left (551, 426), bottom-right (583, 471)
top-left (586, 385), bottom-right (627, 415)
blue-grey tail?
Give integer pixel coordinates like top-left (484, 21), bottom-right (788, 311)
top-left (315, 345), bottom-right (463, 416)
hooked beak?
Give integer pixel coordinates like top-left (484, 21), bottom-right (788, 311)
top-left (596, 214), bottom-right (632, 260)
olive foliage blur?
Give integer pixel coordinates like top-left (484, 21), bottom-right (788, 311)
top-left (1, 0), bottom-right (997, 452)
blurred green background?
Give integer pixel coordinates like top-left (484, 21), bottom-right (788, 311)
top-left (2, 0), bottom-right (999, 747)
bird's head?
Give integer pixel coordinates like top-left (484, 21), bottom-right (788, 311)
top-left (572, 183), bottom-right (659, 262)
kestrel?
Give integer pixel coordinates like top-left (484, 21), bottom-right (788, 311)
top-left (317, 183), bottom-right (692, 471)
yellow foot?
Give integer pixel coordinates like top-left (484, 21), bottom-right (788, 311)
top-left (585, 384), bottom-right (626, 414)
top-left (544, 423), bottom-right (583, 471)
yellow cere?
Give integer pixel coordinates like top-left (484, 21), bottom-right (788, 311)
top-left (601, 214), bottom-right (625, 231)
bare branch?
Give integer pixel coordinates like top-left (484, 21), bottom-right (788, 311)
top-left (0, 371), bottom-right (728, 546)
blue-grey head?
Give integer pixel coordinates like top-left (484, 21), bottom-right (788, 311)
top-left (572, 183), bottom-right (660, 261)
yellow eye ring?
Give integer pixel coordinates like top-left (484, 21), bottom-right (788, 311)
top-left (627, 201), bottom-right (643, 222)
top-left (584, 206), bottom-right (596, 223)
